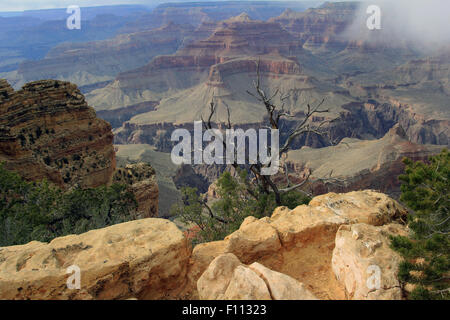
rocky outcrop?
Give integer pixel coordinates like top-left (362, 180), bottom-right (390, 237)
top-left (0, 79), bottom-right (159, 218)
top-left (0, 218), bottom-right (190, 300)
top-left (221, 264), bottom-right (272, 300)
top-left (197, 253), bottom-right (242, 300)
top-left (187, 190), bottom-right (407, 300)
top-left (308, 190), bottom-right (408, 226)
top-left (197, 253), bottom-right (317, 300)
top-left (0, 79), bottom-right (116, 189)
top-left (113, 163), bottom-right (159, 218)
top-left (332, 223), bottom-right (408, 300)
top-left (249, 262), bottom-right (318, 300)
top-left (179, 13), bottom-right (303, 58)
top-left (0, 189), bottom-right (410, 300)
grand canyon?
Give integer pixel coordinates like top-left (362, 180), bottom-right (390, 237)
top-left (0, 1), bottom-right (448, 302)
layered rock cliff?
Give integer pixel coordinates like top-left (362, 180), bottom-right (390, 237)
top-left (270, 2), bottom-right (358, 49)
top-left (86, 13), bottom-right (308, 112)
top-left (0, 79), bottom-right (116, 189)
top-left (0, 79), bottom-right (159, 218)
top-left (90, 9), bottom-right (448, 149)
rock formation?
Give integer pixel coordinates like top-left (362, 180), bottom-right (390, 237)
top-left (197, 253), bottom-right (318, 300)
top-left (0, 79), bottom-right (159, 218)
top-left (113, 163), bottom-right (159, 218)
top-left (81, 4), bottom-right (449, 150)
top-left (0, 190), bottom-right (410, 300)
top-left (186, 190), bottom-right (408, 300)
top-left (86, 13), bottom-right (307, 113)
top-left (0, 79), bottom-right (116, 189)
top-left (119, 1), bottom-right (314, 33)
top-left (332, 223), bottom-right (407, 300)
top-left (270, 2), bottom-right (358, 49)
top-left (0, 219), bottom-right (190, 299)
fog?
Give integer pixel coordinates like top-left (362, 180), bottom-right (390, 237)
top-left (341, 0), bottom-right (450, 52)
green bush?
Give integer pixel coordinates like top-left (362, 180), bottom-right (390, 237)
top-left (0, 163), bottom-right (137, 246)
top-left (172, 170), bottom-right (310, 245)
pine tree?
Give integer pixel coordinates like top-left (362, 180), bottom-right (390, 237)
top-left (391, 149), bottom-right (449, 300)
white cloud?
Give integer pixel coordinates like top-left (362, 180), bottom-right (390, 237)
top-left (341, 0), bottom-right (450, 51)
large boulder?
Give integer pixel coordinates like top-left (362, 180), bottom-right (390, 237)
top-left (0, 218), bottom-right (190, 300)
top-left (186, 240), bottom-right (227, 298)
top-left (268, 204), bottom-right (346, 249)
top-left (224, 216), bottom-right (282, 264)
top-left (223, 265), bottom-right (272, 300)
top-left (198, 253), bottom-right (316, 300)
top-left (197, 253), bottom-right (242, 300)
top-left (332, 223), bottom-right (408, 300)
top-left (248, 262), bottom-right (318, 300)
top-left (309, 190), bottom-right (408, 226)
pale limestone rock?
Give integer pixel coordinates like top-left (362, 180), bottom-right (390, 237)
top-left (249, 262), bottom-right (318, 300)
top-left (270, 206), bottom-right (290, 219)
top-left (224, 218), bottom-right (281, 264)
top-left (0, 189), bottom-right (409, 300)
top-left (0, 218), bottom-right (190, 300)
top-left (331, 223), bottom-right (408, 300)
top-left (197, 253), bottom-right (242, 300)
top-left (268, 204), bottom-right (346, 248)
top-left (188, 190), bottom-right (408, 300)
top-left (186, 240), bottom-right (227, 296)
top-left (309, 190), bottom-right (407, 226)
top-left (223, 265), bottom-right (271, 300)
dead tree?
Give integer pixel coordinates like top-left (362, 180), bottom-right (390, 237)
top-left (201, 60), bottom-right (338, 206)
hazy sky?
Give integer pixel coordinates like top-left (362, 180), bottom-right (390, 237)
top-left (0, 0), bottom-right (323, 12)
top-left (0, 0), bottom-right (270, 12)
top-left (2, 1), bottom-right (167, 12)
